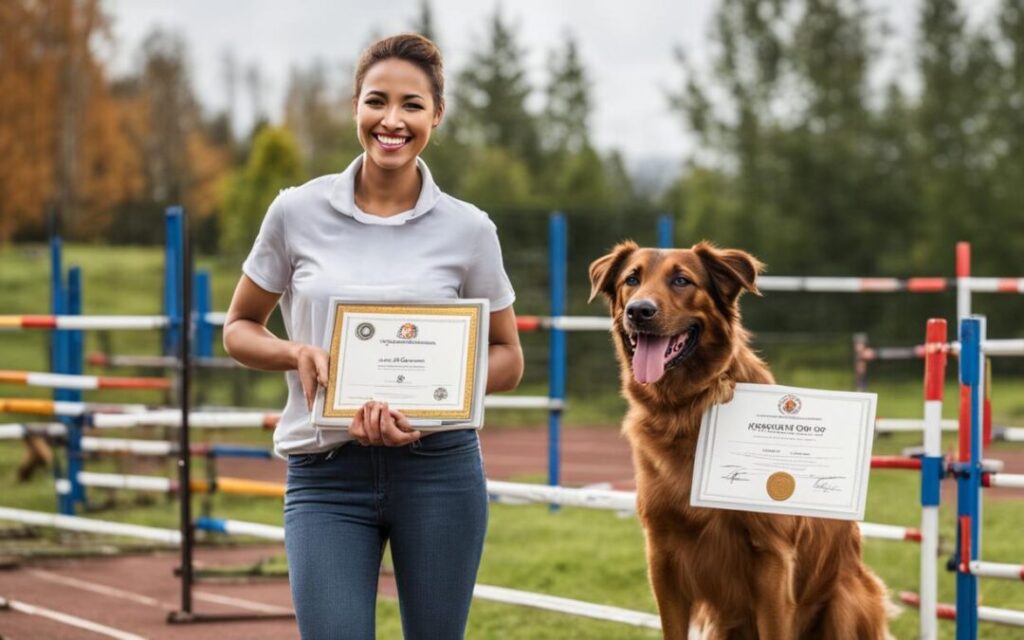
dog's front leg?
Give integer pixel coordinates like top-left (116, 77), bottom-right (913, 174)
top-left (752, 551), bottom-right (796, 640)
top-left (646, 536), bottom-right (694, 640)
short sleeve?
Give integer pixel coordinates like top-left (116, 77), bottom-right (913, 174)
top-left (463, 217), bottom-right (516, 311)
top-left (242, 192), bottom-right (292, 294)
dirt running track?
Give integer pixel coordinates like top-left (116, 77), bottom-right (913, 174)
top-left (0, 427), bottom-right (635, 639)
top-left (1, 427), bottom-right (1021, 639)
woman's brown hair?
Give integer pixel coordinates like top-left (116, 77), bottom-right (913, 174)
top-left (354, 33), bottom-right (444, 111)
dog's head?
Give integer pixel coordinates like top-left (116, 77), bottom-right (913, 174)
top-left (588, 241), bottom-right (762, 396)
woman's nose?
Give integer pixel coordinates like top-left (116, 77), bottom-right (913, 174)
top-left (380, 107), bottom-right (403, 129)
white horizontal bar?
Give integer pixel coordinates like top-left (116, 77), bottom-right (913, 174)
top-left (52, 402), bottom-right (150, 417)
top-left (965, 278), bottom-right (1024, 293)
top-left (472, 584), bottom-right (660, 629)
top-left (875, 418), bottom-right (958, 433)
top-left (548, 316), bottom-right (612, 331)
top-left (81, 437), bottom-right (174, 456)
top-left (0, 423), bottom-right (66, 440)
top-left (487, 480), bottom-right (636, 512)
top-left (26, 372), bottom-right (99, 390)
top-left (982, 339), bottom-right (1024, 356)
top-left (969, 560), bottom-right (1023, 581)
top-left (92, 410), bottom-right (272, 429)
top-left (982, 459), bottom-right (1006, 473)
top-left (76, 472), bottom-right (172, 492)
top-left (979, 605), bottom-right (1024, 626)
top-left (0, 506), bottom-right (180, 544)
top-left (858, 522), bottom-right (915, 541)
top-left (55, 316), bottom-right (170, 330)
top-left (989, 473), bottom-right (1024, 489)
top-left (1001, 427), bottom-right (1024, 442)
top-left (204, 312), bottom-right (227, 326)
top-left (220, 519), bottom-right (285, 541)
top-left (485, 396), bottom-right (564, 410)
top-left (0, 597), bottom-right (147, 640)
top-left (757, 276), bottom-right (804, 291)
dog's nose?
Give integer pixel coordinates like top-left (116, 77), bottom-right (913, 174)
top-left (626, 300), bottom-right (658, 322)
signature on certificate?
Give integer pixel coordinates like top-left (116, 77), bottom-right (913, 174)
top-left (720, 465), bottom-right (750, 484)
top-left (811, 475), bottom-right (845, 494)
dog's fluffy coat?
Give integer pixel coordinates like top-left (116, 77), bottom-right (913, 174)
top-left (589, 241), bottom-right (891, 640)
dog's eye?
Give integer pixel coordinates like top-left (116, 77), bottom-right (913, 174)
top-left (624, 274), bottom-right (640, 286)
top-left (672, 276), bottom-right (692, 287)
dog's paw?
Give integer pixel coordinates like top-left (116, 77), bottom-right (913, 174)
top-left (712, 377), bottom-right (736, 405)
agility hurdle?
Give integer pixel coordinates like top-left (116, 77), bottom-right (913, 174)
top-left (909, 316), bottom-right (1024, 638)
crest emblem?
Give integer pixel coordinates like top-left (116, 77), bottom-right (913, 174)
top-left (355, 322), bottom-right (375, 340)
top-left (433, 387), bottom-right (448, 401)
top-left (397, 323), bottom-right (418, 339)
top-left (778, 394), bottom-right (802, 415)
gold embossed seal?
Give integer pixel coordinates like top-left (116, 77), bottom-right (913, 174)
top-left (766, 472), bottom-right (796, 501)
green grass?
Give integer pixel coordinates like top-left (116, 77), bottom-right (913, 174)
top-left (3, 244), bottom-right (1024, 638)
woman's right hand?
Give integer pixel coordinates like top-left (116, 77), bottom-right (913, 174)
top-left (295, 343), bottom-right (329, 411)
top-left (349, 401), bottom-right (421, 447)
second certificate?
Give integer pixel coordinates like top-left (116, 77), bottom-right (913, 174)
top-left (319, 300), bottom-right (487, 426)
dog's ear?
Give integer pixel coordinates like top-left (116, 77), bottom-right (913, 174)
top-left (588, 241), bottom-right (638, 303)
top-left (693, 241), bottom-right (764, 313)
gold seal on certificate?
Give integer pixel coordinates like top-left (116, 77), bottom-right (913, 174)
top-left (691, 383), bottom-right (877, 520)
top-left (313, 298), bottom-right (490, 431)
top-left (766, 472), bottom-right (796, 501)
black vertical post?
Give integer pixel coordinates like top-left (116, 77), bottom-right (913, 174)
top-left (178, 208), bottom-right (194, 618)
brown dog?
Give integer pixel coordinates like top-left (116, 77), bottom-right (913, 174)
top-left (589, 241), bottom-right (891, 640)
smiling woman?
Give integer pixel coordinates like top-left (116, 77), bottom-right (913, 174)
top-left (220, 32), bottom-right (524, 640)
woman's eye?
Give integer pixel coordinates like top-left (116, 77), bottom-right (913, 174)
top-left (365, 99), bottom-right (384, 106)
top-left (672, 276), bottom-right (691, 287)
top-left (405, 103), bottom-right (424, 110)
top-left (624, 275), bottom-right (640, 286)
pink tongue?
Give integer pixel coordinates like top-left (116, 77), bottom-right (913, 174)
top-left (632, 333), bottom-right (690, 384)
top-left (633, 334), bottom-right (669, 384)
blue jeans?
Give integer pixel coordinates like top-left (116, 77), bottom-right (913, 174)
top-left (284, 429), bottom-right (488, 640)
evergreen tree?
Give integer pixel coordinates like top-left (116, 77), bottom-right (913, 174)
top-left (453, 7), bottom-right (540, 166)
top-left (218, 127), bottom-right (302, 256)
top-left (411, 0), bottom-right (438, 43)
top-left (283, 60), bottom-right (358, 177)
top-left (543, 33), bottom-right (590, 154)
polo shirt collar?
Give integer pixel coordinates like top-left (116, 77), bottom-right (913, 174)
top-left (327, 154), bottom-right (441, 226)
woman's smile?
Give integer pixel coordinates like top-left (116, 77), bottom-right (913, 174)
top-left (373, 132), bottom-right (412, 151)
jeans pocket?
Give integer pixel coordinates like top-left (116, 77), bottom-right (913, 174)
top-left (287, 452), bottom-right (323, 467)
top-left (409, 429), bottom-right (480, 457)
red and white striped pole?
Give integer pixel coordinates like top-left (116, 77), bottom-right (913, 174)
top-left (956, 242), bottom-right (971, 324)
top-left (920, 318), bottom-right (947, 640)
top-left (984, 358), bottom-right (993, 449)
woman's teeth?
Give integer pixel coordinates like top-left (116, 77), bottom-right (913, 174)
top-left (376, 134), bottom-right (409, 147)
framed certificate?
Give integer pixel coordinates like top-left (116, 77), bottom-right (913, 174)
top-left (313, 298), bottom-right (489, 430)
top-left (691, 383), bottom-right (877, 520)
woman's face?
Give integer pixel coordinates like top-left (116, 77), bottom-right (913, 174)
top-left (355, 58), bottom-right (442, 172)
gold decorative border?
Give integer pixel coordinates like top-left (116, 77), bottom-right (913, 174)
top-left (322, 302), bottom-right (481, 420)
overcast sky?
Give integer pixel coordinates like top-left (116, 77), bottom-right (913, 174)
top-left (104, 0), bottom-right (998, 171)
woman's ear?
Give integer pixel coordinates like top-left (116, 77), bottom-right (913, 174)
top-left (433, 101), bottom-right (445, 127)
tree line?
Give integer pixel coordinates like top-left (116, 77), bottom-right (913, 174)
top-left (2, 0), bottom-right (1021, 289)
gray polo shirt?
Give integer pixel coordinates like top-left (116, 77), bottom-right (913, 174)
top-left (243, 154), bottom-right (516, 456)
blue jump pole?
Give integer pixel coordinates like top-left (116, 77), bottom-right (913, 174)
top-left (548, 213), bottom-right (567, 496)
top-left (193, 271), bottom-right (213, 358)
top-left (65, 267), bottom-right (86, 511)
top-left (164, 207), bottom-right (183, 357)
top-left (657, 213), bottom-right (674, 249)
top-left (49, 237), bottom-right (73, 514)
top-left (955, 316), bottom-right (984, 640)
